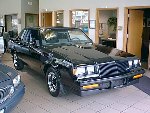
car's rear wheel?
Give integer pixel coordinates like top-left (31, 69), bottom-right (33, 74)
top-left (13, 53), bottom-right (24, 70)
top-left (46, 67), bottom-right (66, 97)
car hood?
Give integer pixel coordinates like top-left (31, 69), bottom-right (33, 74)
top-left (0, 63), bottom-right (18, 83)
top-left (44, 44), bottom-right (132, 65)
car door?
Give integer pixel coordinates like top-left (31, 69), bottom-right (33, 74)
top-left (27, 29), bottom-right (44, 75)
top-left (15, 29), bottom-right (31, 63)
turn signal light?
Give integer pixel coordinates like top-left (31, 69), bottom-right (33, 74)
top-left (133, 74), bottom-right (143, 79)
top-left (83, 84), bottom-right (99, 90)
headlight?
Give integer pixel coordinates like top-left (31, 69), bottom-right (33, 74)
top-left (73, 67), bottom-right (86, 75)
top-left (138, 60), bottom-right (141, 66)
top-left (128, 60), bottom-right (133, 68)
top-left (13, 75), bottom-right (21, 87)
top-left (128, 59), bottom-right (141, 68)
top-left (87, 65), bottom-right (95, 74)
top-left (73, 65), bottom-right (96, 75)
top-left (73, 65), bottom-right (99, 80)
top-left (134, 59), bottom-right (141, 67)
top-left (133, 59), bottom-right (138, 65)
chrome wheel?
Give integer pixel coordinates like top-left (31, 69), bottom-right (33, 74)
top-left (47, 72), bottom-right (57, 92)
top-left (46, 67), bottom-right (67, 97)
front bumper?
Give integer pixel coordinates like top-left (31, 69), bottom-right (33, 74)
top-left (76, 69), bottom-right (145, 96)
top-left (0, 82), bottom-right (25, 113)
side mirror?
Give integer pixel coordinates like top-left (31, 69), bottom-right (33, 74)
top-left (34, 40), bottom-right (40, 47)
top-left (16, 36), bottom-right (21, 41)
top-left (30, 39), bottom-right (40, 47)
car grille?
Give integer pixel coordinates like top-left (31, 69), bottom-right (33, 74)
top-left (0, 85), bottom-right (14, 104)
top-left (99, 61), bottom-right (129, 78)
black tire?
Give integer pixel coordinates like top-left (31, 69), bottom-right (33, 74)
top-left (13, 53), bottom-right (24, 70)
top-left (46, 67), bottom-right (66, 97)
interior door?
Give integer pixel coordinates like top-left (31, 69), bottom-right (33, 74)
top-left (29, 46), bottom-right (43, 74)
top-left (5, 15), bottom-right (12, 32)
top-left (41, 12), bottom-right (52, 27)
top-left (127, 9), bottom-right (144, 58)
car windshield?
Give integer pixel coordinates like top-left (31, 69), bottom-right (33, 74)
top-left (40, 28), bottom-right (92, 45)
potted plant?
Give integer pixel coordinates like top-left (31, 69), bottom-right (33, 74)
top-left (107, 17), bottom-right (117, 31)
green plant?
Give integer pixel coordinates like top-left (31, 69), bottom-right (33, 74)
top-left (107, 17), bottom-right (117, 31)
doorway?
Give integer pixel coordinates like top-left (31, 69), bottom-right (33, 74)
top-left (124, 7), bottom-right (150, 69)
top-left (96, 8), bottom-right (118, 48)
top-left (41, 12), bottom-right (53, 27)
top-left (54, 10), bottom-right (64, 27)
top-left (25, 13), bottom-right (39, 27)
top-left (5, 14), bottom-right (18, 32)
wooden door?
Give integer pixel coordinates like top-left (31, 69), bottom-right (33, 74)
top-left (127, 10), bottom-right (144, 58)
top-left (41, 12), bottom-right (52, 27)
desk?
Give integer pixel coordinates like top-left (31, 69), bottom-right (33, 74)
top-left (100, 38), bottom-right (116, 48)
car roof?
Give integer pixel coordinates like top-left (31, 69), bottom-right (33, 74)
top-left (25, 26), bottom-right (78, 31)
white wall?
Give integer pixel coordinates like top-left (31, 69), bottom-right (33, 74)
top-left (21, 0), bottom-right (39, 30)
top-left (0, 0), bottom-right (39, 33)
top-left (0, 0), bottom-right (21, 32)
top-left (39, 0), bottom-right (150, 50)
top-left (0, 0), bottom-right (21, 15)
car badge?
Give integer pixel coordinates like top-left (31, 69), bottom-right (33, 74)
top-left (7, 72), bottom-right (12, 76)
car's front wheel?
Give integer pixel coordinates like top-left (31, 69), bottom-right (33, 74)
top-left (46, 67), bottom-right (66, 97)
top-left (13, 53), bottom-right (24, 70)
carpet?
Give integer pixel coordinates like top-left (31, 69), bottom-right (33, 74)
top-left (133, 76), bottom-right (150, 95)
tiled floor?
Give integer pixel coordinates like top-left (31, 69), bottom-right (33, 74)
top-left (2, 53), bottom-right (150, 113)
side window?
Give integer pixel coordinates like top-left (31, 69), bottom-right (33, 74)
top-left (20, 29), bottom-right (30, 43)
top-left (30, 29), bottom-right (41, 46)
top-left (20, 30), bottom-right (26, 40)
top-left (30, 29), bottom-right (39, 40)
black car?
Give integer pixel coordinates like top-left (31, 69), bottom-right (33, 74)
top-left (0, 62), bottom-right (25, 113)
top-left (9, 27), bottom-right (145, 97)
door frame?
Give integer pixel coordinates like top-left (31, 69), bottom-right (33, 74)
top-left (40, 11), bottom-right (53, 27)
top-left (4, 13), bottom-right (18, 32)
top-left (54, 10), bottom-right (64, 26)
top-left (95, 8), bottom-right (119, 44)
top-left (25, 13), bottom-right (39, 27)
top-left (123, 6), bottom-right (150, 51)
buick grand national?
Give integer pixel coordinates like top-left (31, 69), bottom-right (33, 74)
top-left (9, 27), bottom-right (144, 97)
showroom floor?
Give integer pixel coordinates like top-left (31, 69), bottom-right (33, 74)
top-left (2, 53), bottom-right (150, 113)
